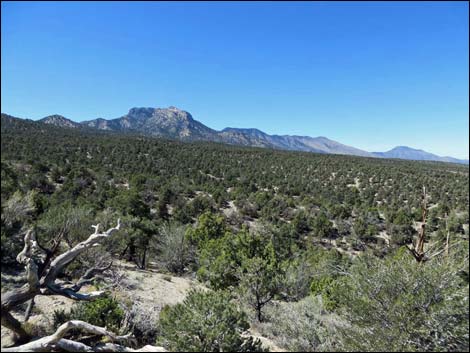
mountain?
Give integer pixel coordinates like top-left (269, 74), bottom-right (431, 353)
top-left (82, 107), bottom-right (218, 140)
top-left (81, 117), bottom-right (120, 131)
top-left (39, 115), bottom-right (80, 128)
top-left (218, 130), bottom-right (374, 156)
top-left (2, 108), bottom-right (468, 164)
top-left (279, 135), bottom-right (375, 157)
top-left (219, 128), bottom-right (278, 149)
top-left (373, 146), bottom-right (469, 165)
top-left (79, 107), bottom-right (371, 155)
top-left (218, 128), bottom-right (326, 153)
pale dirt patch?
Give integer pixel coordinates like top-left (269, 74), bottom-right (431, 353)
top-left (376, 231), bottom-right (390, 246)
top-left (113, 261), bottom-right (205, 312)
top-left (222, 200), bottom-right (238, 217)
top-left (115, 182), bottom-right (130, 190)
top-left (413, 221), bottom-right (423, 232)
top-left (334, 245), bottom-right (361, 258)
top-left (199, 170), bottom-right (223, 181)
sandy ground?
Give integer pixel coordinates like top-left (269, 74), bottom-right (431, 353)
top-left (113, 261), bottom-right (205, 310)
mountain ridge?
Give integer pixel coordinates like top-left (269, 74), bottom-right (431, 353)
top-left (2, 108), bottom-right (468, 165)
top-left (372, 146), bottom-right (468, 165)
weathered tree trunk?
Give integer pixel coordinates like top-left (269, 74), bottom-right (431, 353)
top-left (256, 303), bottom-right (262, 322)
top-left (445, 212), bottom-right (450, 258)
top-left (1, 320), bottom-right (166, 352)
top-left (408, 186), bottom-right (429, 262)
top-left (1, 220), bottom-right (121, 343)
top-left (120, 243), bottom-right (130, 258)
top-left (140, 248), bottom-right (147, 270)
top-left (1, 310), bottom-right (30, 343)
top-left (1, 284), bottom-right (37, 312)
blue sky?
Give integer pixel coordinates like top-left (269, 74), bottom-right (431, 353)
top-left (2, 1), bottom-right (469, 158)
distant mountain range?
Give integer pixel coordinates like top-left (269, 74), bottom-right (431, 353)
top-left (2, 107), bottom-right (468, 165)
top-left (374, 146), bottom-right (469, 164)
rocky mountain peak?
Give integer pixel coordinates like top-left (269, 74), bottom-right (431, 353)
top-left (126, 106), bottom-right (193, 123)
top-left (39, 115), bottom-right (78, 128)
top-left (127, 107), bottom-right (155, 119)
top-left (155, 107), bottom-right (193, 120)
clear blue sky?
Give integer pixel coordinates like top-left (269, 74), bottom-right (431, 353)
top-left (2, 1), bottom-right (469, 158)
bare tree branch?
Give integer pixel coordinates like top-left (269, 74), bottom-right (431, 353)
top-left (69, 261), bottom-right (113, 292)
top-left (42, 219), bottom-right (121, 286)
top-left (2, 320), bottom-right (166, 352)
top-left (16, 230), bottom-right (37, 265)
top-left (24, 298), bottom-right (35, 322)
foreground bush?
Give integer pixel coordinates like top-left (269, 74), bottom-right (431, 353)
top-left (259, 296), bottom-right (334, 352)
top-left (332, 249), bottom-right (469, 352)
top-left (158, 289), bottom-right (266, 352)
top-left (53, 295), bottom-right (124, 332)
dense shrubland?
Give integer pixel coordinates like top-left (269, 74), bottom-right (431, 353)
top-left (1, 115), bottom-right (469, 351)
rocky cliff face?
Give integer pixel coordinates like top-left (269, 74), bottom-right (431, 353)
top-left (82, 107), bottom-right (218, 140)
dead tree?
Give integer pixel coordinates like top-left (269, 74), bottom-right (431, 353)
top-left (1, 221), bottom-right (123, 341)
top-left (407, 186), bottom-right (429, 262)
top-left (444, 212), bottom-right (450, 258)
top-left (1, 219), bottom-right (167, 352)
top-left (1, 320), bottom-right (166, 352)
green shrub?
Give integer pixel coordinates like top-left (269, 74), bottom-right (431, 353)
top-left (186, 212), bottom-right (227, 246)
top-left (52, 309), bottom-right (71, 329)
top-left (53, 295), bottom-right (124, 332)
top-left (197, 227), bottom-right (270, 290)
top-left (310, 275), bottom-right (339, 311)
top-left (332, 252), bottom-right (469, 352)
top-left (238, 241), bottom-right (283, 322)
top-left (152, 222), bottom-right (190, 274)
top-left (259, 296), bottom-right (333, 351)
top-left (158, 289), bottom-right (266, 352)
